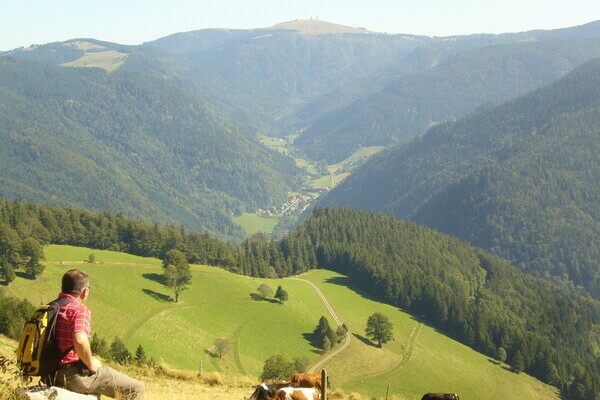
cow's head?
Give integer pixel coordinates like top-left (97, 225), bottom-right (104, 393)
top-left (246, 384), bottom-right (270, 400)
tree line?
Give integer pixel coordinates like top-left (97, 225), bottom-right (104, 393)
top-left (0, 199), bottom-right (598, 398)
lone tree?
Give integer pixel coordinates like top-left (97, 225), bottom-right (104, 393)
top-left (365, 312), bottom-right (394, 347)
top-left (161, 249), bottom-right (191, 302)
top-left (162, 249), bottom-right (187, 270)
top-left (213, 337), bottom-right (232, 359)
top-left (257, 283), bottom-right (273, 299)
top-left (274, 285), bottom-right (289, 304)
top-left (164, 263), bottom-right (191, 302)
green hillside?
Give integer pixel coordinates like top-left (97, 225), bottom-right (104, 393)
top-left (296, 39), bottom-right (600, 162)
top-left (319, 57), bottom-right (600, 299)
top-left (5, 245), bottom-right (558, 399)
top-left (0, 56), bottom-right (301, 237)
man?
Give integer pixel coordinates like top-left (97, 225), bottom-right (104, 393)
top-left (49, 269), bottom-right (145, 399)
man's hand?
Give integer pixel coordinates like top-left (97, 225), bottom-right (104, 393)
top-left (88, 356), bottom-right (102, 374)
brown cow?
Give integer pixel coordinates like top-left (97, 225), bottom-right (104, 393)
top-left (421, 394), bottom-right (459, 400)
top-left (285, 373), bottom-right (322, 390)
top-left (270, 387), bottom-right (320, 400)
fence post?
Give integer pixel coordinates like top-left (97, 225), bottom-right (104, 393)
top-left (321, 369), bottom-right (327, 400)
top-left (386, 384), bottom-right (390, 400)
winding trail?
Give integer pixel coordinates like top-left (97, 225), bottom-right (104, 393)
top-left (287, 277), bottom-right (351, 372)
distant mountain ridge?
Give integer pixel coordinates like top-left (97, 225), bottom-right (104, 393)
top-left (318, 58), bottom-right (600, 298)
top-left (269, 19), bottom-right (376, 34)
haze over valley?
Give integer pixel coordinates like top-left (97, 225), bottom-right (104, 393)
top-left (1, 14), bottom-right (599, 400)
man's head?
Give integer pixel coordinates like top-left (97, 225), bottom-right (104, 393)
top-left (61, 269), bottom-right (90, 300)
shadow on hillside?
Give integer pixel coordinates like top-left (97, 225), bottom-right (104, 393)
top-left (487, 358), bottom-right (501, 366)
top-left (143, 273), bottom-right (165, 285)
top-left (204, 349), bottom-right (218, 358)
top-left (142, 288), bottom-right (171, 302)
top-left (503, 365), bottom-right (517, 373)
top-left (353, 333), bottom-right (377, 347)
top-left (324, 276), bottom-right (377, 302)
top-left (249, 293), bottom-right (280, 303)
top-left (0, 280), bottom-right (7, 286)
top-left (302, 332), bottom-right (325, 354)
top-left (15, 271), bottom-right (34, 280)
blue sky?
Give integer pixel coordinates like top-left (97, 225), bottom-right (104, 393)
top-left (3, 0), bottom-right (600, 51)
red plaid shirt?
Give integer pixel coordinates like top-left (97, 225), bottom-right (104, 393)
top-left (55, 293), bottom-right (92, 364)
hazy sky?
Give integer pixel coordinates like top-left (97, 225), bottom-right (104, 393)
top-left (2, 0), bottom-right (599, 51)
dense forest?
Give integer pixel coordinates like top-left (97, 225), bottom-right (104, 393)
top-left (1, 199), bottom-right (598, 398)
top-left (0, 56), bottom-right (301, 237)
top-left (296, 39), bottom-right (600, 162)
top-left (320, 57), bottom-right (600, 300)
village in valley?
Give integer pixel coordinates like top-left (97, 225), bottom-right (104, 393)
top-left (253, 135), bottom-right (382, 225)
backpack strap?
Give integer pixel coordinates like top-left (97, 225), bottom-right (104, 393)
top-left (48, 297), bottom-right (75, 356)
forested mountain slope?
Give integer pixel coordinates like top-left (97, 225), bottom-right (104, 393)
top-left (318, 58), bottom-right (600, 299)
top-left (0, 56), bottom-right (300, 236)
top-left (296, 39), bottom-right (600, 162)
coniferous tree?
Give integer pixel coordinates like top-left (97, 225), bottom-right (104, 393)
top-left (274, 285), bottom-right (289, 304)
top-left (496, 347), bottom-right (507, 364)
top-left (109, 337), bottom-right (131, 364)
top-left (91, 333), bottom-right (110, 358)
top-left (314, 316), bottom-right (337, 350)
top-left (134, 344), bottom-right (147, 365)
top-left (21, 237), bottom-right (45, 278)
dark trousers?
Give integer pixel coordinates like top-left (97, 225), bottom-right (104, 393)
top-left (50, 365), bottom-right (145, 400)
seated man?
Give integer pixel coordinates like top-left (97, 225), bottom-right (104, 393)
top-left (48, 269), bottom-right (145, 400)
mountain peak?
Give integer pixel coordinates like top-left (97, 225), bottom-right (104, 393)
top-left (269, 19), bottom-right (376, 35)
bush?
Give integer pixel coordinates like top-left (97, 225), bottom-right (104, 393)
top-left (261, 354), bottom-right (296, 381)
top-left (0, 293), bottom-right (34, 340)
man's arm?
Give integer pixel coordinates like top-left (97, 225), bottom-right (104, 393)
top-left (73, 332), bottom-right (102, 373)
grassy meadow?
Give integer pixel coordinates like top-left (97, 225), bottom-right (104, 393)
top-left (4, 245), bottom-right (559, 400)
top-left (60, 41), bottom-right (128, 72)
top-left (231, 212), bottom-right (281, 235)
top-left (301, 271), bottom-right (559, 400)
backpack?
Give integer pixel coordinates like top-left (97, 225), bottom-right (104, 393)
top-left (16, 297), bottom-right (74, 377)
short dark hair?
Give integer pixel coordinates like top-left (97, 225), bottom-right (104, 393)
top-left (61, 269), bottom-right (90, 295)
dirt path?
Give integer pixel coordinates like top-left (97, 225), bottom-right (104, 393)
top-left (287, 277), bottom-right (351, 372)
